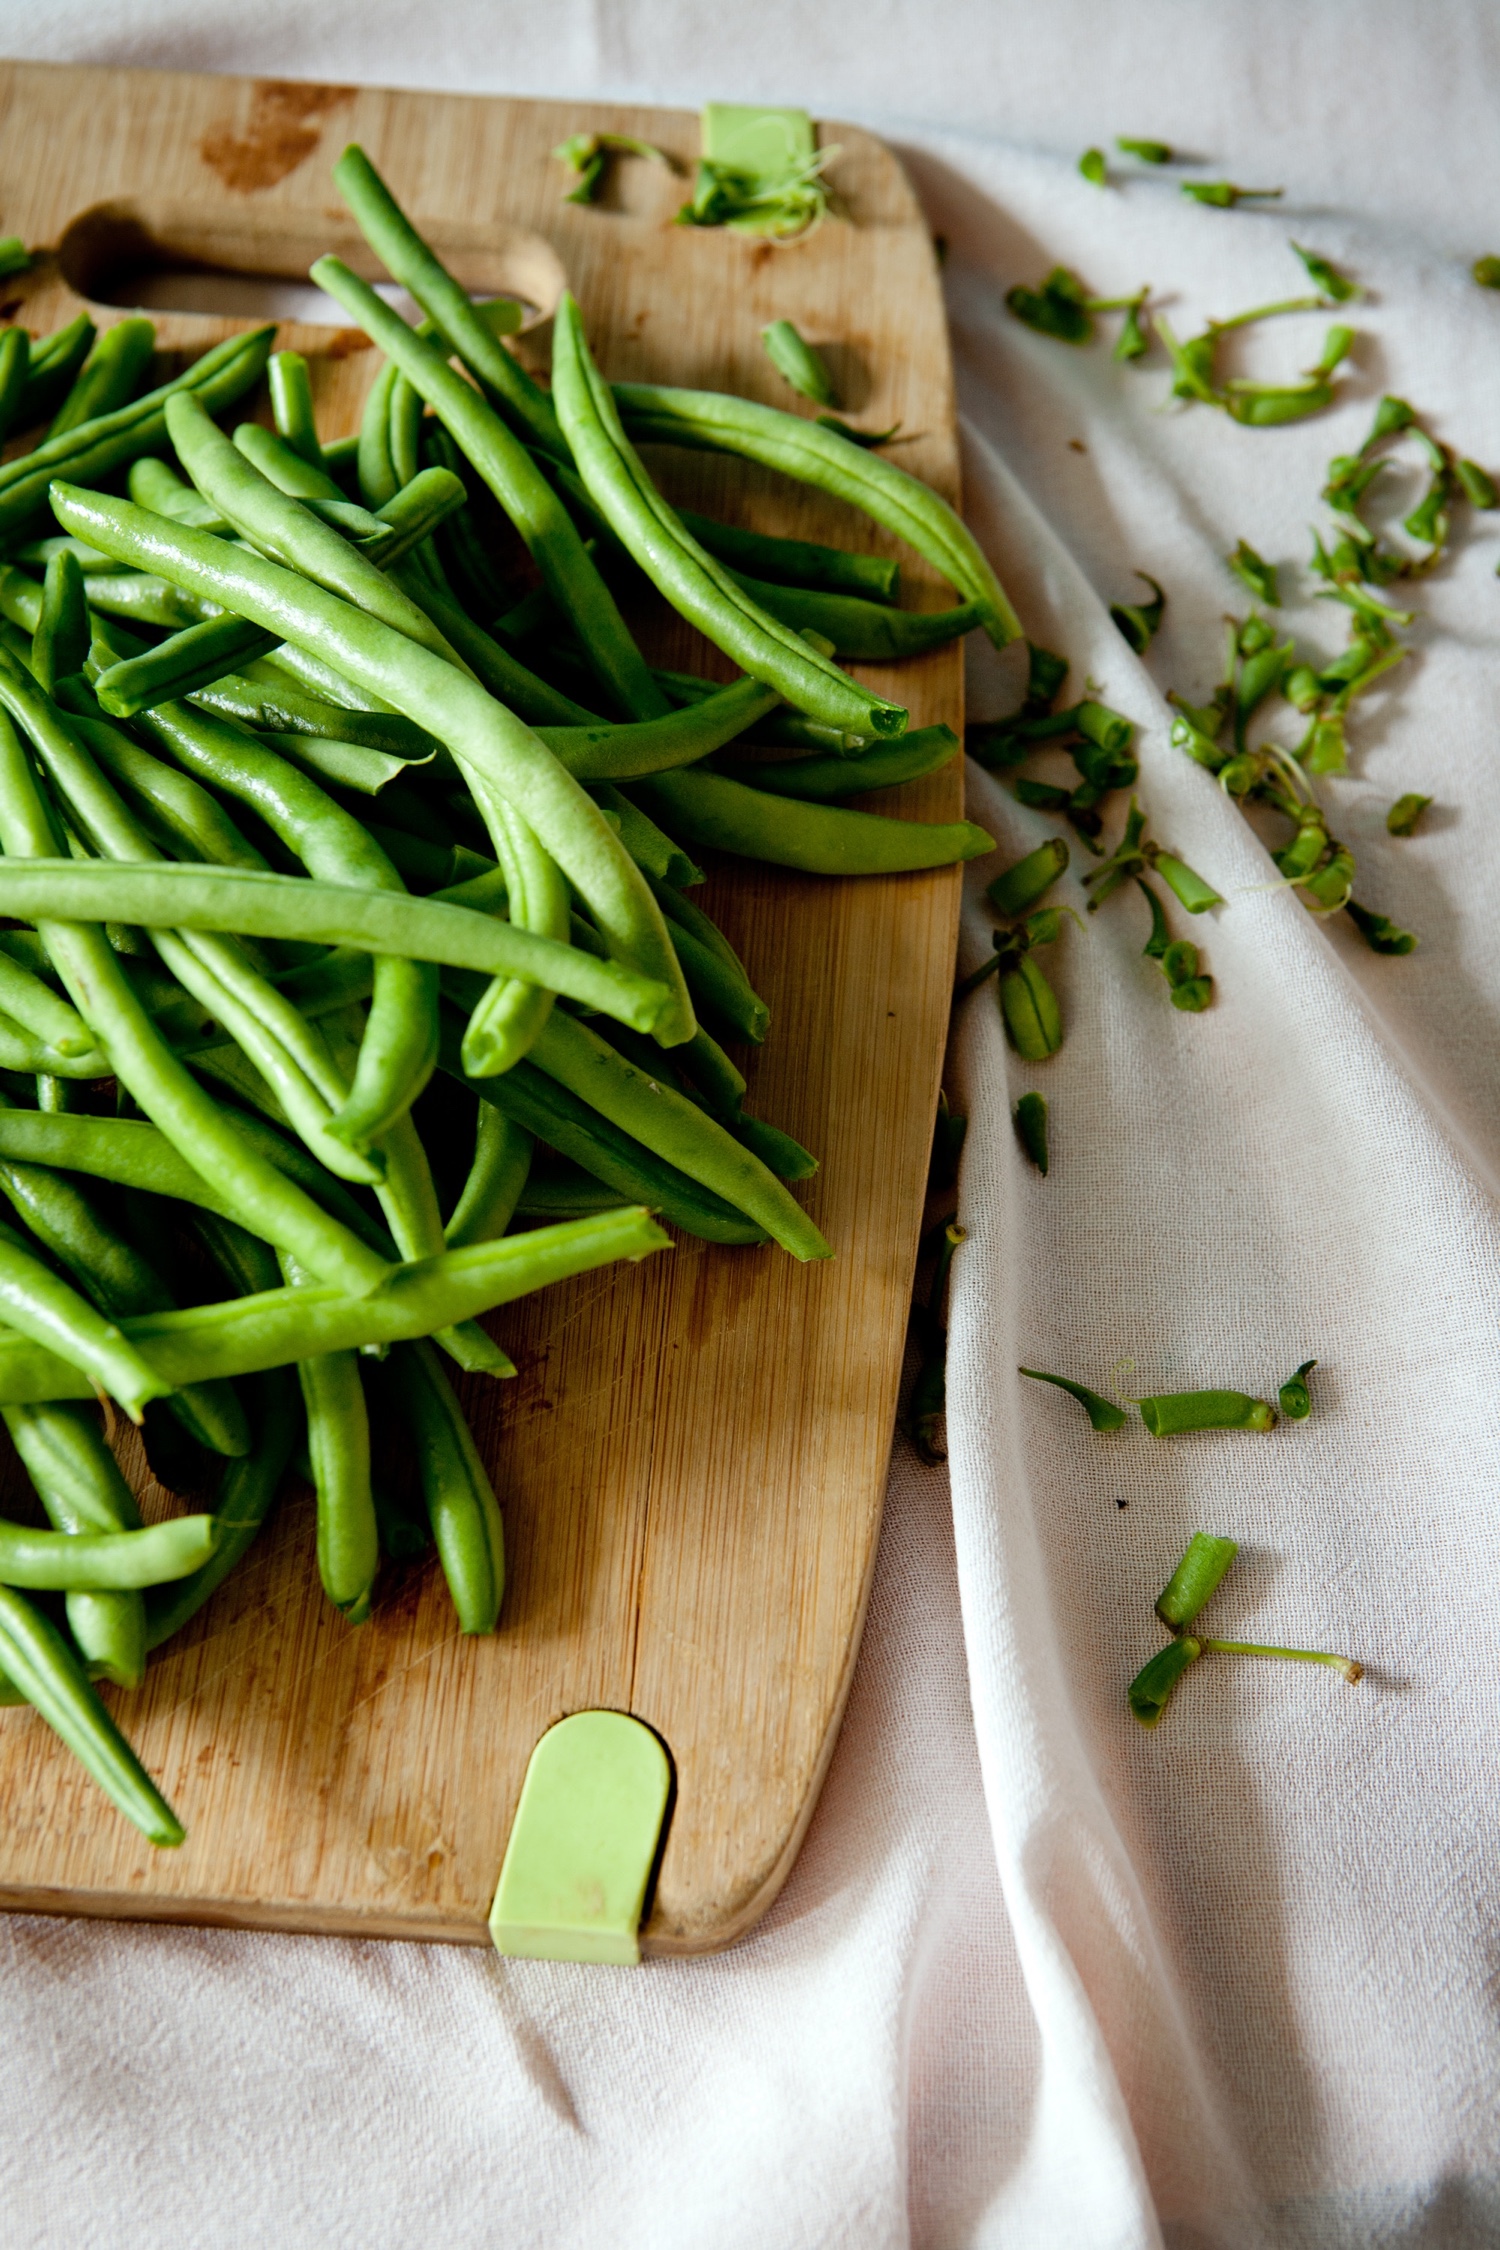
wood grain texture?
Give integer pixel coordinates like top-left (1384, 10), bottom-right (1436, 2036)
top-left (0, 61), bottom-right (965, 1953)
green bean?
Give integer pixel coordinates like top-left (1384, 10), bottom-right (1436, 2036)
top-left (0, 1205), bottom-right (671, 1401)
top-left (631, 768), bottom-right (993, 875)
top-left (35, 548), bottom-right (90, 693)
top-left (445, 1107), bottom-right (532, 1247)
top-left (15, 313), bottom-right (94, 429)
top-left (72, 715), bottom-right (268, 872)
top-left (726, 574), bottom-right (981, 661)
top-left (438, 1027), bottom-right (766, 1244)
top-left (0, 704), bottom-right (392, 1296)
top-left (0, 1509), bottom-right (216, 1590)
top-left (644, 873), bottom-right (769, 1042)
top-left (672, 509), bottom-right (899, 602)
top-left (0, 1205), bottom-right (173, 1418)
top-left (0, 326), bottom-right (274, 539)
top-left (267, 349), bottom-right (322, 466)
top-left (1138, 1390), bottom-right (1275, 1436)
top-left (386, 1338), bottom-right (505, 1631)
top-left (458, 777), bottom-right (569, 1078)
top-left (515, 1166), bottom-right (628, 1217)
top-left (282, 1254), bottom-right (377, 1620)
top-left (235, 420), bottom-right (339, 502)
top-left (309, 256), bottom-right (666, 722)
top-left (128, 453), bottom-right (230, 531)
top-left (138, 696), bottom-right (439, 1148)
top-left (615, 382), bottom-right (1022, 647)
top-left (48, 318), bottom-right (156, 440)
top-left (0, 939), bottom-right (103, 1061)
top-left (595, 783), bottom-right (702, 888)
top-left (0, 1581), bottom-right (183, 1843)
top-left (529, 1011), bottom-right (828, 1258)
top-left (53, 484), bottom-right (697, 1043)
top-left (3, 1401), bottom-right (145, 1687)
top-left (94, 467), bottom-right (468, 718)
top-left (332, 144), bottom-right (564, 459)
top-left (718, 724), bottom-right (959, 801)
top-left (144, 1366), bottom-right (300, 1649)
top-left (0, 327), bottom-right (30, 448)
top-left (537, 675), bottom-right (779, 780)
top-left (0, 854), bottom-right (675, 1038)
top-left (552, 296), bottom-right (909, 741)
top-left (189, 669), bottom-right (440, 763)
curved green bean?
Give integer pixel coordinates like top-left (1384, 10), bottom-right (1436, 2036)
top-left (52, 484), bottom-right (696, 1043)
top-left (0, 1214), bottom-right (171, 1420)
top-left (49, 318), bottom-right (156, 440)
top-left (387, 1338), bottom-right (505, 1632)
top-left (0, 1511), bottom-right (216, 1590)
top-left (615, 381), bottom-right (1021, 647)
top-left (673, 508), bottom-right (899, 602)
top-left (333, 144), bottom-right (564, 459)
top-left (0, 325), bottom-right (274, 538)
top-left (552, 296), bottom-right (909, 741)
top-left (538, 675), bottom-right (779, 780)
top-left (144, 1366), bottom-right (301, 1649)
top-left (530, 1011), bottom-right (828, 1259)
top-left (727, 575), bottom-right (981, 661)
top-left (0, 1581), bottom-right (183, 1844)
top-left (719, 724), bottom-right (959, 801)
top-left (632, 767), bottom-right (993, 874)
top-left (130, 452), bottom-right (230, 531)
top-left (445, 1107), bottom-right (532, 1247)
top-left (3, 1400), bottom-right (145, 1688)
top-left (72, 714), bottom-right (269, 871)
top-left (15, 312), bottom-right (94, 429)
top-left (310, 254), bottom-right (665, 721)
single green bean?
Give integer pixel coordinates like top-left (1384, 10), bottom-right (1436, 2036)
top-left (333, 144), bottom-right (565, 458)
top-left (189, 670), bottom-right (440, 763)
top-left (129, 453), bottom-right (230, 531)
top-left (0, 1581), bottom-right (183, 1843)
top-left (727, 574), bottom-right (980, 661)
top-left (0, 327), bottom-right (30, 447)
top-left (48, 318), bottom-right (156, 439)
top-left (284, 1254), bottom-right (377, 1620)
top-left (0, 1212), bottom-right (171, 1420)
top-left (438, 1025), bottom-right (765, 1244)
top-left (386, 1339), bottom-right (505, 1631)
top-left (529, 1010), bottom-right (828, 1258)
top-left (0, 1510), bottom-right (216, 1590)
top-left (15, 313), bottom-right (94, 429)
top-left (0, 1205), bottom-right (672, 1401)
top-left (615, 381), bottom-right (1021, 647)
top-left (35, 548), bottom-right (91, 692)
top-left (72, 714), bottom-right (269, 871)
top-left (309, 254), bottom-right (665, 721)
top-left (673, 508), bottom-right (899, 602)
top-left (0, 326), bottom-right (274, 537)
top-left (760, 320), bottom-right (839, 407)
top-left (0, 704), bottom-right (392, 1297)
top-left (268, 349), bottom-right (323, 465)
top-left (718, 724), bottom-right (959, 801)
top-left (1138, 1390), bottom-right (1275, 1436)
top-left (553, 295), bottom-right (909, 740)
top-left (0, 856), bottom-right (672, 1034)
top-left (0, 936), bottom-right (104, 1060)
top-left (595, 783), bottom-right (702, 888)
top-left (445, 1107), bottom-right (532, 1247)
top-left (53, 484), bottom-right (696, 1042)
top-left (3, 1400), bottom-right (145, 1687)
top-left (632, 767), bottom-right (993, 874)
top-left (235, 420), bottom-right (339, 501)
top-left (538, 675), bottom-right (780, 780)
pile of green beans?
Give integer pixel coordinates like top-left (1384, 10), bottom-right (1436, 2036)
top-left (0, 149), bottom-right (1006, 1848)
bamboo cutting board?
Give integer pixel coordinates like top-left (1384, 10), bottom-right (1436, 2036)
top-left (0, 60), bottom-right (967, 1953)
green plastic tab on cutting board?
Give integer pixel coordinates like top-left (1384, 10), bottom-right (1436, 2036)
top-left (489, 1711), bottom-right (672, 1966)
top-left (701, 104), bottom-right (816, 189)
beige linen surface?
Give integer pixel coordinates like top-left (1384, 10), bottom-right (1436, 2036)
top-left (1, 4), bottom-right (1499, 2244)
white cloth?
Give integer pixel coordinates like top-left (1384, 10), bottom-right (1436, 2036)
top-left (3, 5), bottom-right (1500, 2244)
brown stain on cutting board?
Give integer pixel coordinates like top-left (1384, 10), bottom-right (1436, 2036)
top-left (199, 80), bottom-right (355, 194)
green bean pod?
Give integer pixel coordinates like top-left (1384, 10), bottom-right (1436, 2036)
top-left (615, 381), bottom-right (1022, 647)
top-left (188, 671), bottom-right (441, 765)
top-left (71, 714), bottom-right (268, 872)
top-left (128, 454), bottom-right (230, 530)
top-left (552, 296), bottom-right (909, 740)
top-left (285, 1256), bottom-right (378, 1622)
top-left (386, 1339), bottom-right (505, 1632)
top-left (15, 312), bottom-right (94, 429)
top-left (0, 1581), bottom-right (184, 1843)
top-left (48, 318), bottom-right (157, 440)
top-left (673, 508), bottom-right (899, 602)
top-left (538, 675), bottom-right (780, 781)
top-left (35, 547), bottom-right (90, 691)
top-left (999, 954), bottom-right (1063, 1060)
top-left (3, 1400), bottom-right (145, 1687)
top-left (631, 767), bottom-right (992, 875)
top-left (0, 326), bottom-right (31, 447)
top-left (727, 574), bottom-right (981, 661)
top-left (268, 349), bottom-right (323, 466)
top-left (718, 724), bottom-right (959, 802)
top-left (308, 254), bottom-right (665, 720)
top-left (51, 484), bottom-right (696, 1043)
top-left (0, 325), bottom-right (274, 537)
top-left (445, 1107), bottom-right (532, 1247)
top-left (0, 1510), bottom-right (216, 1590)
top-left (0, 1212), bottom-right (172, 1421)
